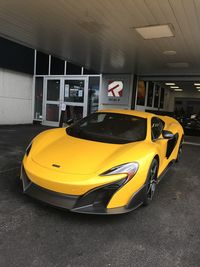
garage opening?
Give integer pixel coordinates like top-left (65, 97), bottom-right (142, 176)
top-left (135, 78), bottom-right (200, 137)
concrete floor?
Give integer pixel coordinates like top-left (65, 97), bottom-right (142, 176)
top-left (0, 125), bottom-right (200, 267)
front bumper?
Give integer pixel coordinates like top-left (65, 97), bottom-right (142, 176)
top-left (21, 167), bottom-right (145, 214)
top-left (21, 166), bottom-right (78, 209)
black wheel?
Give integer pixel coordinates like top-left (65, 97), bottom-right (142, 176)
top-left (143, 158), bottom-right (158, 206)
top-left (176, 143), bottom-right (183, 163)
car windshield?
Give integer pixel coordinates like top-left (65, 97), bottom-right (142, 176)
top-left (66, 112), bottom-right (147, 144)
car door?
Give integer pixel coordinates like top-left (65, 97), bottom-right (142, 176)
top-left (151, 117), bottom-right (169, 172)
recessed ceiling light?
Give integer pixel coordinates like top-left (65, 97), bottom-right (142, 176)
top-left (196, 87), bottom-right (200, 89)
top-left (171, 86), bottom-right (179, 89)
top-left (174, 89), bottom-right (183, 91)
top-left (194, 83), bottom-right (200, 86)
top-left (167, 62), bottom-right (189, 68)
top-left (165, 82), bottom-right (175, 86)
top-left (134, 24), bottom-right (174, 39)
top-left (163, 50), bottom-right (177, 56)
top-left (198, 89), bottom-right (200, 92)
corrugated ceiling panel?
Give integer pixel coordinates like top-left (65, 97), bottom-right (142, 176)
top-left (0, 0), bottom-right (200, 74)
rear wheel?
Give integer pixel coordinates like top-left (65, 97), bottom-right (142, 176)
top-left (143, 158), bottom-right (158, 206)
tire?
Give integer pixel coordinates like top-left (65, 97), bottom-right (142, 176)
top-left (143, 158), bottom-right (158, 206)
top-left (176, 143), bottom-right (183, 163)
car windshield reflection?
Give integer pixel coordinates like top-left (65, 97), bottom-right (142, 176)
top-left (66, 112), bottom-right (147, 144)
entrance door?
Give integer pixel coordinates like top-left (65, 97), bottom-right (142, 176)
top-left (43, 77), bottom-right (88, 126)
top-left (43, 78), bottom-right (61, 126)
top-left (63, 78), bottom-right (88, 122)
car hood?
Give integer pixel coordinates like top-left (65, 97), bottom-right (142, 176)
top-left (32, 133), bottom-right (139, 175)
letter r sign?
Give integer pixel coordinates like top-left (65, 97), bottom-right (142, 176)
top-left (108, 81), bottom-right (123, 97)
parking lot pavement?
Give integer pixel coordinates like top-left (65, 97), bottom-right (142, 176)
top-left (0, 125), bottom-right (200, 267)
top-left (184, 135), bottom-right (200, 145)
top-left (0, 125), bottom-right (50, 173)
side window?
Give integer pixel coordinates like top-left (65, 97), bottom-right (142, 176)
top-left (151, 117), bottom-right (165, 140)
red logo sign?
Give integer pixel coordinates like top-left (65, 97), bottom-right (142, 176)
top-left (108, 81), bottom-right (123, 97)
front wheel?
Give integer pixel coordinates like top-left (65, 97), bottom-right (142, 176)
top-left (176, 142), bottom-right (183, 163)
top-left (143, 158), bottom-right (158, 206)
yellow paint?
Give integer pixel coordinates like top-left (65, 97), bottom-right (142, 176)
top-left (22, 109), bottom-right (184, 209)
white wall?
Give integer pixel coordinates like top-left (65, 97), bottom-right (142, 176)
top-left (0, 68), bottom-right (33, 124)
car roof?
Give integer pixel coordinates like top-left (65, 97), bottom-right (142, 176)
top-left (97, 109), bottom-right (155, 119)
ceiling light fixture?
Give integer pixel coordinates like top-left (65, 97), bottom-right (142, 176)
top-left (134, 24), bottom-right (174, 39)
top-left (196, 87), bottom-right (200, 89)
top-left (194, 83), bottom-right (200, 86)
top-left (163, 50), bottom-right (177, 56)
top-left (174, 89), bottom-right (183, 91)
top-left (198, 89), bottom-right (200, 92)
top-left (171, 86), bottom-right (179, 89)
top-left (165, 83), bottom-right (175, 86)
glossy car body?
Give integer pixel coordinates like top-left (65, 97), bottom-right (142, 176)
top-left (21, 109), bottom-right (184, 214)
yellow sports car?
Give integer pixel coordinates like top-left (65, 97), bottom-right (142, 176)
top-left (21, 110), bottom-right (184, 214)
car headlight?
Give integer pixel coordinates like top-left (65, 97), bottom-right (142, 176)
top-left (100, 162), bottom-right (139, 182)
top-left (26, 142), bottom-right (32, 157)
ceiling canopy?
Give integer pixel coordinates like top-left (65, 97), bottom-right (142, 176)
top-left (0, 0), bottom-right (200, 75)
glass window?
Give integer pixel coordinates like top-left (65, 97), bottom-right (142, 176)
top-left (64, 106), bottom-right (83, 122)
top-left (47, 80), bottom-right (60, 101)
top-left (0, 37), bottom-right (34, 74)
top-left (50, 56), bottom-right (65, 75)
top-left (136, 81), bottom-right (146, 106)
top-left (64, 80), bottom-right (84, 103)
top-left (34, 77), bottom-right (43, 120)
top-left (83, 68), bottom-right (97, 75)
top-left (160, 88), bottom-right (165, 109)
top-left (36, 51), bottom-right (49, 75)
top-left (88, 76), bottom-right (100, 114)
top-left (46, 104), bottom-right (59, 122)
top-left (66, 62), bottom-right (81, 75)
top-left (151, 117), bottom-right (165, 140)
top-left (67, 113), bottom-right (147, 144)
top-left (147, 82), bottom-right (154, 107)
top-left (154, 85), bottom-right (160, 108)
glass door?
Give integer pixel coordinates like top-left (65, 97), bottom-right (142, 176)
top-left (62, 78), bottom-right (88, 122)
top-left (43, 77), bottom-right (89, 126)
top-left (43, 79), bottom-right (61, 126)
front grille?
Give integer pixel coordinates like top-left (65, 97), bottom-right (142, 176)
top-left (20, 166), bottom-right (79, 210)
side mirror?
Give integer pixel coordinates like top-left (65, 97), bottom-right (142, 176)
top-left (162, 130), bottom-right (174, 139)
top-left (66, 118), bottom-right (74, 125)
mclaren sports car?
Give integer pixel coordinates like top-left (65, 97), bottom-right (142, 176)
top-left (21, 110), bottom-right (184, 214)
